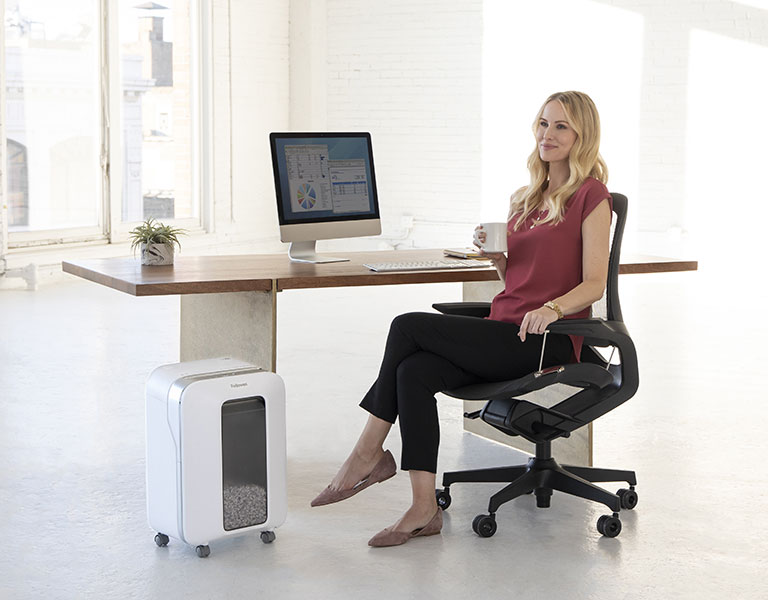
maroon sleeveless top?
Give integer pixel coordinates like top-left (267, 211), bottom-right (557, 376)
top-left (487, 177), bottom-right (611, 361)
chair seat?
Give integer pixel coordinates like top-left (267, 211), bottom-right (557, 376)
top-left (481, 397), bottom-right (586, 442)
top-left (443, 361), bottom-right (616, 402)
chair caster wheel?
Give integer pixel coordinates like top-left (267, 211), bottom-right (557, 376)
top-left (435, 488), bottom-right (452, 510)
top-left (472, 514), bottom-right (497, 538)
top-left (617, 488), bottom-right (638, 510)
top-left (154, 533), bottom-right (169, 547)
top-left (597, 514), bottom-right (622, 538)
top-left (195, 544), bottom-right (211, 558)
top-left (260, 531), bottom-right (276, 544)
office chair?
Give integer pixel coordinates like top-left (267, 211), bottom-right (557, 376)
top-left (433, 193), bottom-right (638, 538)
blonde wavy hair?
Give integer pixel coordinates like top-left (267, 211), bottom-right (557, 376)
top-left (510, 91), bottom-right (608, 230)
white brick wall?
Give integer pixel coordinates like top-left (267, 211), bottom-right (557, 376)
top-left (323, 0), bottom-right (483, 249)
top-left (292, 0), bottom-right (767, 249)
top-left (228, 0), bottom-right (290, 244)
top-left (210, 0), bottom-right (233, 231)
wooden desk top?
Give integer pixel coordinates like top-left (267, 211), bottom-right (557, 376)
top-left (62, 249), bottom-right (698, 297)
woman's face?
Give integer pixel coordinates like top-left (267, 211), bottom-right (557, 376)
top-left (536, 101), bottom-right (577, 164)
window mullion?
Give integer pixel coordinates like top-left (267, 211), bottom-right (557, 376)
top-left (196, 0), bottom-right (214, 234)
top-left (105, 0), bottom-right (123, 244)
top-left (0, 0), bottom-right (8, 260)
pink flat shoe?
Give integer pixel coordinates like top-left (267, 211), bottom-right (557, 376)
top-left (367, 508), bottom-right (443, 547)
top-left (310, 450), bottom-right (397, 507)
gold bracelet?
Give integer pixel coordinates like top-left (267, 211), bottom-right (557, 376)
top-left (544, 300), bottom-right (563, 320)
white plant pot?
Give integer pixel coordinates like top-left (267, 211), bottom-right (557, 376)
top-left (141, 243), bottom-right (175, 266)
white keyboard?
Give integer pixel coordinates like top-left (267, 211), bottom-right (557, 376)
top-left (363, 259), bottom-right (491, 272)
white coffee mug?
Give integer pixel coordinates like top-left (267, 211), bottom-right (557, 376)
top-left (474, 222), bottom-right (507, 253)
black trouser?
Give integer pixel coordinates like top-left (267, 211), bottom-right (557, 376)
top-left (359, 312), bottom-right (572, 473)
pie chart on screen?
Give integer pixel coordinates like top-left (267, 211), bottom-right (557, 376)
top-left (297, 184), bottom-right (317, 210)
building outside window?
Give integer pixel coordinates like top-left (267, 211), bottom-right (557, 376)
top-left (6, 139), bottom-right (29, 227)
top-left (120, 0), bottom-right (197, 223)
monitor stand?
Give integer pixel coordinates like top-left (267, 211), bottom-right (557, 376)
top-left (288, 241), bottom-right (350, 264)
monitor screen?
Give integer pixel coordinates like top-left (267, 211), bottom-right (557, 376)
top-left (270, 132), bottom-right (380, 227)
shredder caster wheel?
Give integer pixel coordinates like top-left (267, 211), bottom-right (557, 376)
top-left (154, 533), bottom-right (169, 547)
top-left (260, 531), bottom-right (276, 544)
top-left (435, 489), bottom-right (452, 510)
top-left (196, 545), bottom-right (211, 558)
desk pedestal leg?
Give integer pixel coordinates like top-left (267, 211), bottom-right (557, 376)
top-left (461, 281), bottom-right (592, 466)
top-left (180, 289), bottom-right (277, 372)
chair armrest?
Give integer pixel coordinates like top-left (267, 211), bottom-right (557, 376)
top-left (432, 302), bottom-right (491, 318)
top-left (547, 318), bottom-right (631, 347)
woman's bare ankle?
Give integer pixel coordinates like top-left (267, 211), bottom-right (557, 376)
top-left (351, 445), bottom-right (384, 464)
top-left (330, 446), bottom-right (384, 490)
top-left (392, 502), bottom-right (439, 533)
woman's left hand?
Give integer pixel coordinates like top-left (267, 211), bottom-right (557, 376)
top-left (518, 306), bottom-right (559, 342)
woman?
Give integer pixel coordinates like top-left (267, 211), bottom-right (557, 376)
top-left (311, 91), bottom-right (613, 547)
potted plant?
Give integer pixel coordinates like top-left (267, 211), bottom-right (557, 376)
top-left (129, 218), bottom-right (186, 266)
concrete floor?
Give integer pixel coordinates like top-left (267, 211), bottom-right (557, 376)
top-left (1, 266), bottom-right (766, 599)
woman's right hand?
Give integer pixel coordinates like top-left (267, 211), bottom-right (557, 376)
top-left (474, 226), bottom-right (506, 262)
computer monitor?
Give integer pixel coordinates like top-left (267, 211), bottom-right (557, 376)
top-left (269, 132), bottom-right (382, 263)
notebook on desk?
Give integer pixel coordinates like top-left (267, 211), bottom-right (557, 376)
top-left (443, 247), bottom-right (484, 259)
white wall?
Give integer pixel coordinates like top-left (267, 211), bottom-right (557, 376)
top-left (481, 0), bottom-right (643, 227)
top-left (289, 0), bottom-right (328, 132)
top-left (324, 0), bottom-right (483, 249)
top-left (481, 0), bottom-right (768, 262)
top-left (202, 0), bottom-right (484, 254)
top-left (234, 0), bottom-right (768, 258)
top-left (685, 23), bottom-right (768, 282)
top-left (209, 0), bottom-right (233, 232)
top-left (225, 0), bottom-right (484, 253)
top-left (227, 0), bottom-right (290, 247)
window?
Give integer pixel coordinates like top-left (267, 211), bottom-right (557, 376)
top-left (4, 0), bottom-right (101, 241)
top-left (118, 0), bottom-right (198, 224)
top-left (3, 0), bottom-right (205, 249)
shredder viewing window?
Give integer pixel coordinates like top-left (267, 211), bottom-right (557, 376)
top-left (221, 397), bottom-right (268, 530)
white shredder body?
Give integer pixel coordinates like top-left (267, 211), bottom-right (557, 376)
top-left (146, 358), bottom-right (287, 551)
